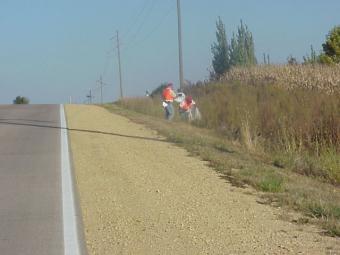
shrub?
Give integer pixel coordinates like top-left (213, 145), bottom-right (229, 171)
top-left (13, 96), bottom-right (29, 104)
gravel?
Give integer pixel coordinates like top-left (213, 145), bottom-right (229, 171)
top-left (66, 105), bottom-right (340, 255)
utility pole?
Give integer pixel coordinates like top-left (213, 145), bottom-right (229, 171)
top-left (98, 75), bottom-right (103, 104)
top-left (116, 30), bottom-right (124, 99)
top-left (97, 75), bottom-right (109, 104)
top-left (86, 89), bottom-right (92, 104)
top-left (89, 89), bottom-right (92, 104)
top-left (177, 0), bottom-right (184, 90)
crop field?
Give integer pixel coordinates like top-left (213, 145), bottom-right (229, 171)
top-left (223, 64), bottom-right (340, 94)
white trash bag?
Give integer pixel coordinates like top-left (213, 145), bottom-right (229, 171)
top-left (174, 92), bottom-right (185, 103)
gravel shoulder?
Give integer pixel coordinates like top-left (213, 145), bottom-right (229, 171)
top-left (66, 104), bottom-right (340, 255)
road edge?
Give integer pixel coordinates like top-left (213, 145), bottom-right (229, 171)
top-left (60, 104), bottom-right (87, 255)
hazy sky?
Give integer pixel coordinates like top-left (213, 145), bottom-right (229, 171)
top-left (1, 0), bottom-right (339, 104)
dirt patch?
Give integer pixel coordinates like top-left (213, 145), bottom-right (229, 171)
top-left (66, 105), bottom-right (340, 255)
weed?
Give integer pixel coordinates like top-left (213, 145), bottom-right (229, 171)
top-left (214, 142), bottom-right (234, 153)
top-left (307, 203), bottom-right (329, 218)
top-left (331, 206), bottom-right (340, 219)
top-left (323, 220), bottom-right (340, 237)
top-left (258, 173), bottom-right (284, 193)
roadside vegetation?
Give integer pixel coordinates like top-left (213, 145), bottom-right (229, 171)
top-left (104, 93), bottom-right (340, 237)
top-left (103, 21), bottom-right (340, 236)
top-left (13, 96), bottom-right (29, 104)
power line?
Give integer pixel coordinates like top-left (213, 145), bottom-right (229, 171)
top-left (85, 77), bottom-right (109, 104)
top-left (116, 31), bottom-right (123, 99)
top-left (121, 0), bottom-right (158, 50)
top-left (96, 75), bottom-right (110, 104)
top-left (96, 39), bottom-right (116, 103)
top-left (102, 48), bottom-right (115, 78)
top-left (97, 0), bottom-right (176, 102)
top-left (123, 0), bottom-right (154, 39)
top-left (122, 0), bottom-right (176, 52)
top-left (86, 89), bottom-right (93, 104)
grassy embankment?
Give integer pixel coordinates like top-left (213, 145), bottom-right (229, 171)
top-left (104, 64), bottom-right (340, 236)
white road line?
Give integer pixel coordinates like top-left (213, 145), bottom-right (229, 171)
top-left (60, 104), bottom-right (81, 255)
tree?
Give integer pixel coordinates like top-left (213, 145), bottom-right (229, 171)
top-left (319, 26), bottom-right (340, 64)
top-left (230, 20), bottom-right (257, 66)
top-left (211, 17), bottom-right (230, 78)
top-left (13, 96), bottom-right (29, 104)
top-left (211, 18), bottom-right (257, 79)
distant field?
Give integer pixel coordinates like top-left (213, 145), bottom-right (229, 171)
top-left (223, 64), bottom-right (340, 95)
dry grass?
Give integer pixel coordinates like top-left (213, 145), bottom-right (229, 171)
top-left (103, 104), bottom-right (340, 237)
top-left (223, 64), bottom-right (340, 94)
top-left (111, 64), bottom-right (340, 235)
top-left (118, 97), bottom-right (164, 117)
top-left (116, 82), bottom-right (340, 184)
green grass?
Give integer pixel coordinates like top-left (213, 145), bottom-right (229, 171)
top-left (103, 103), bottom-right (340, 237)
top-left (258, 173), bottom-right (284, 193)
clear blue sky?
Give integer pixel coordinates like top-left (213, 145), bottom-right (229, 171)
top-left (1, 0), bottom-right (339, 104)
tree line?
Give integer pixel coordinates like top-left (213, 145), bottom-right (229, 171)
top-left (302, 26), bottom-right (340, 65)
top-left (150, 19), bottom-right (339, 95)
top-left (211, 18), bottom-right (256, 79)
top-left (211, 18), bottom-right (340, 78)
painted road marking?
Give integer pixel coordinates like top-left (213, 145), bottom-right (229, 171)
top-left (60, 105), bottom-right (81, 255)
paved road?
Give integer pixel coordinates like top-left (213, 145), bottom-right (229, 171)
top-left (0, 105), bottom-right (63, 254)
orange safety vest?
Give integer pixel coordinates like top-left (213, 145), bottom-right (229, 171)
top-left (163, 87), bottom-right (175, 102)
top-left (180, 100), bottom-right (193, 111)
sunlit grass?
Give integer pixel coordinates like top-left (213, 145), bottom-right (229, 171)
top-left (103, 103), bottom-right (340, 237)
top-left (106, 64), bottom-right (340, 236)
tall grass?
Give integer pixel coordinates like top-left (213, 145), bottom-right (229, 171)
top-left (190, 82), bottom-right (340, 182)
top-left (117, 65), bottom-right (340, 184)
top-left (186, 83), bottom-right (339, 148)
top-left (117, 97), bottom-right (163, 117)
top-left (105, 103), bottom-right (340, 237)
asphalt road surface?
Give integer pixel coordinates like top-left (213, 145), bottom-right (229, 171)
top-left (0, 105), bottom-right (80, 255)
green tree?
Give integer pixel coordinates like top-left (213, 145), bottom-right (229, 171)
top-left (211, 18), bottom-right (257, 79)
top-left (211, 17), bottom-right (230, 78)
top-left (319, 25), bottom-right (340, 64)
top-left (230, 20), bottom-right (257, 66)
top-left (13, 96), bottom-right (29, 104)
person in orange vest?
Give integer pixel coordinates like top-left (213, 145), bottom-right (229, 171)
top-left (179, 96), bottom-right (196, 121)
top-left (162, 83), bottom-right (177, 120)
top-left (179, 95), bottom-right (201, 121)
